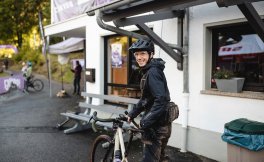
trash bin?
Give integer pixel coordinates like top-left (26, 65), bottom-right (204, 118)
top-left (222, 118), bottom-right (264, 162)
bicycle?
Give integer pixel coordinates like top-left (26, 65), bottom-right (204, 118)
top-left (90, 111), bottom-right (143, 162)
top-left (25, 75), bottom-right (44, 92)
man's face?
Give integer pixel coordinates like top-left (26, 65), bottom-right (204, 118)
top-left (134, 51), bottom-right (152, 67)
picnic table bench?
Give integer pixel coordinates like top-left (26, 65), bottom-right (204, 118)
top-left (57, 92), bottom-right (139, 134)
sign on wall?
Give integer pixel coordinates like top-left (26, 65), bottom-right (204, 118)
top-left (111, 43), bottom-right (122, 68)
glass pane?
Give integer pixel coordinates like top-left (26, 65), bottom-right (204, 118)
top-left (107, 36), bottom-right (128, 96)
top-left (106, 35), bottom-right (143, 97)
top-left (107, 36), bottom-right (128, 85)
top-left (213, 30), bottom-right (264, 92)
top-left (128, 38), bottom-right (142, 85)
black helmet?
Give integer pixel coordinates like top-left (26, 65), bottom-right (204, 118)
top-left (129, 38), bottom-right (154, 53)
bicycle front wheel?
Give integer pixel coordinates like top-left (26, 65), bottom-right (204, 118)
top-left (90, 135), bottom-right (114, 162)
top-left (33, 79), bottom-right (44, 92)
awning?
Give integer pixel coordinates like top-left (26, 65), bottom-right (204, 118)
top-left (48, 38), bottom-right (84, 54)
top-left (219, 34), bottom-right (264, 56)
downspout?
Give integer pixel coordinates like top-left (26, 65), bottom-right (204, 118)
top-left (95, 10), bottom-right (183, 52)
top-left (95, 10), bottom-right (146, 39)
top-left (181, 8), bottom-right (190, 153)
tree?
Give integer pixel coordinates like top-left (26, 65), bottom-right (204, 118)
top-left (0, 0), bottom-right (50, 48)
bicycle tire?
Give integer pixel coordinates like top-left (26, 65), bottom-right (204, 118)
top-left (32, 79), bottom-right (44, 92)
top-left (90, 135), bottom-right (114, 162)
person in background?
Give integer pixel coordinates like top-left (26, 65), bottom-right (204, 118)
top-left (3, 57), bottom-right (9, 70)
top-left (127, 39), bottom-right (171, 162)
top-left (25, 61), bottom-right (33, 84)
top-left (21, 61), bottom-right (32, 92)
top-left (21, 61), bottom-right (27, 75)
top-left (71, 60), bottom-right (82, 95)
top-left (21, 61), bottom-right (28, 91)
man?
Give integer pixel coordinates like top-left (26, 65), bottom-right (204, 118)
top-left (71, 60), bottom-right (82, 95)
top-left (127, 38), bottom-right (171, 162)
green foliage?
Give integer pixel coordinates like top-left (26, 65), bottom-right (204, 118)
top-left (49, 54), bottom-right (83, 84)
top-left (0, 0), bottom-right (50, 47)
top-left (12, 45), bottom-right (45, 68)
top-left (10, 51), bottom-right (82, 84)
top-left (213, 67), bottom-right (234, 79)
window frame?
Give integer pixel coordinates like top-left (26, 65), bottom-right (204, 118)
top-left (104, 34), bottom-right (141, 97)
top-left (205, 20), bottom-right (264, 93)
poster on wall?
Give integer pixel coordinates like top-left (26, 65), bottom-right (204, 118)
top-left (111, 43), bottom-right (122, 68)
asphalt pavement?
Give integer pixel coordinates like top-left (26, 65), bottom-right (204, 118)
top-left (0, 74), bottom-right (217, 162)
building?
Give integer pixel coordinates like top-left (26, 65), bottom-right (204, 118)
top-left (44, 1), bottom-right (264, 161)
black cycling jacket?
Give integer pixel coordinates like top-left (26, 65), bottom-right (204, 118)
top-left (128, 58), bottom-right (170, 129)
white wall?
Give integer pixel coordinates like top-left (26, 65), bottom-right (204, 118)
top-left (187, 2), bottom-right (264, 133)
top-left (45, 14), bottom-right (88, 37)
top-left (153, 18), bottom-right (184, 125)
top-left (85, 17), bottom-right (104, 96)
top-left (149, 2), bottom-right (264, 161)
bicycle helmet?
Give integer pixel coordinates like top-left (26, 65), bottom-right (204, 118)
top-left (27, 61), bottom-right (32, 66)
top-left (129, 38), bottom-right (154, 53)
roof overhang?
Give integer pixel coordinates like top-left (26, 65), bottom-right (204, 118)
top-left (88, 0), bottom-right (264, 45)
top-left (49, 38), bottom-right (84, 54)
top-left (44, 14), bottom-right (88, 38)
top-left (87, 0), bottom-right (216, 21)
top-left (86, 0), bottom-right (264, 71)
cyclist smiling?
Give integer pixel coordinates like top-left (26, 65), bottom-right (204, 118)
top-left (127, 38), bottom-right (171, 162)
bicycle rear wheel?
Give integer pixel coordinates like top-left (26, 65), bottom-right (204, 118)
top-left (33, 79), bottom-right (44, 92)
top-left (90, 135), bottom-right (114, 162)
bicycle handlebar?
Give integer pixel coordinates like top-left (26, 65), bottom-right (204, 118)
top-left (91, 111), bottom-right (141, 132)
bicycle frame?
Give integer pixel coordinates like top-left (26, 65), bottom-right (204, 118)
top-left (114, 127), bottom-right (127, 162)
top-left (90, 111), bottom-right (141, 162)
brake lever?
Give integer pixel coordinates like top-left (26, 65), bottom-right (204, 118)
top-left (124, 111), bottom-right (140, 128)
top-left (119, 114), bottom-right (128, 121)
top-left (91, 111), bottom-right (98, 132)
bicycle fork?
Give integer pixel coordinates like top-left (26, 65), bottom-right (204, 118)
top-left (114, 128), bottom-right (127, 162)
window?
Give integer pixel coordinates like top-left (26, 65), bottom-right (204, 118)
top-left (211, 23), bottom-right (264, 92)
top-left (104, 35), bottom-right (142, 98)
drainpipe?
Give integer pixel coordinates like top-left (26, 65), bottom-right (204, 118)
top-left (95, 10), bottom-right (183, 52)
top-left (181, 8), bottom-right (190, 153)
top-left (95, 10), bottom-right (145, 39)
